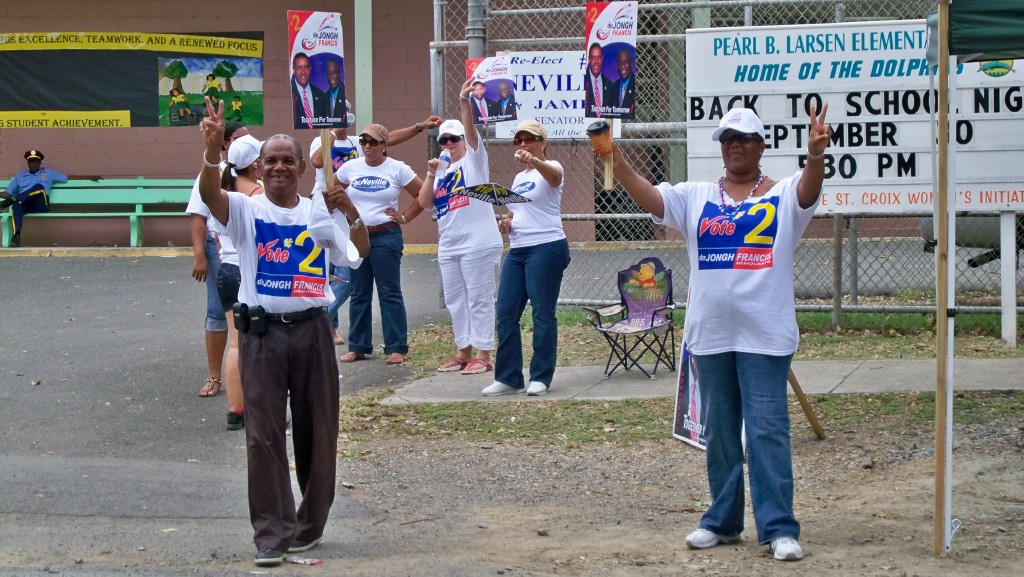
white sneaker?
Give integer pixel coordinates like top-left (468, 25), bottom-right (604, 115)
top-left (769, 536), bottom-right (803, 561)
top-left (685, 527), bottom-right (741, 549)
top-left (482, 381), bottom-right (518, 396)
top-left (526, 381), bottom-right (548, 396)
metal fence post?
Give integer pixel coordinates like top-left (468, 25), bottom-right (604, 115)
top-left (468, 0), bottom-right (486, 59)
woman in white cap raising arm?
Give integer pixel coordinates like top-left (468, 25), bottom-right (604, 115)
top-left (607, 105), bottom-right (830, 562)
top-left (418, 79), bottom-right (503, 376)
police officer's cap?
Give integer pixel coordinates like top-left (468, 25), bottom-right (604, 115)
top-left (24, 150), bottom-right (44, 161)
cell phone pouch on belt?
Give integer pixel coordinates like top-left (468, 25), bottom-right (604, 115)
top-left (232, 302), bottom-right (250, 332)
top-left (248, 305), bottom-right (267, 335)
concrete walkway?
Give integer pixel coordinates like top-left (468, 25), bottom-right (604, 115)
top-left (381, 358), bottom-right (1024, 405)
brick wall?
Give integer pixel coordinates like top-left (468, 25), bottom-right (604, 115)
top-left (0, 0), bottom-right (438, 246)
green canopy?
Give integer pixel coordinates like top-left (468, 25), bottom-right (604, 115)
top-left (949, 0), bottom-right (1024, 61)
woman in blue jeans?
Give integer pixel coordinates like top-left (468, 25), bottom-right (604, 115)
top-left (608, 106), bottom-right (832, 561)
top-left (483, 120), bottom-right (569, 397)
top-left (335, 123), bottom-right (424, 365)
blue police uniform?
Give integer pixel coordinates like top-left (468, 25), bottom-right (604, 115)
top-left (4, 151), bottom-right (67, 246)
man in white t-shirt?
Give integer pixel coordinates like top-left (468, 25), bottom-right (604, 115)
top-left (197, 99), bottom-right (368, 568)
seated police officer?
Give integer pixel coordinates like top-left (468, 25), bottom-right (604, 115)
top-left (2, 150), bottom-right (67, 247)
top-left (197, 96), bottom-right (369, 567)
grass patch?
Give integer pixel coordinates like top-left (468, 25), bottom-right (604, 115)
top-left (342, 395), bottom-right (674, 447)
top-left (406, 309), bottom-right (1022, 378)
top-left (339, 389), bottom-right (1024, 448)
top-left (382, 307), bottom-right (1023, 452)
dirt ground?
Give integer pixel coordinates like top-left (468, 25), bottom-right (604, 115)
top-left (328, 415), bottom-right (1024, 577)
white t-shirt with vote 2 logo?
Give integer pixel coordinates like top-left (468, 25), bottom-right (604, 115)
top-left (433, 141), bottom-right (502, 256)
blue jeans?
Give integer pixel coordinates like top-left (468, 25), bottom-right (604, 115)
top-left (347, 226), bottom-right (407, 355)
top-left (692, 351), bottom-right (799, 545)
top-left (204, 235), bottom-right (227, 332)
top-left (494, 238), bottom-right (570, 389)
top-left (327, 264), bottom-right (352, 330)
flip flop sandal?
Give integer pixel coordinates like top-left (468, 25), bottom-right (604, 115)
top-left (437, 357), bottom-right (469, 372)
top-left (199, 377), bottom-right (222, 397)
top-left (339, 352), bottom-right (369, 363)
top-left (460, 359), bottom-right (493, 375)
top-left (385, 353), bottom-right (406, 365)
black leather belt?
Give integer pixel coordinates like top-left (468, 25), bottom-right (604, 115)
top-left (366, 221), bottom-right (399, 234)
top-left (265, 307), bottom-right (325, 324)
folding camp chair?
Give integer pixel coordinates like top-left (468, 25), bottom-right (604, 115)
top-left (583, 256), bottom-right (677, 379)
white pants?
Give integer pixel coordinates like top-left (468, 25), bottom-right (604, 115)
top-left (438, 246), bottom-right (501, 351)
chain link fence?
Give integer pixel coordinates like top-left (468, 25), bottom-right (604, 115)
top-left (429, 0), bottom-right (1024, 316)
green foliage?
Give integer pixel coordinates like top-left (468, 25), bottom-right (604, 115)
top-left (161, 60), bottom-right (188, 79)
top-left (212, 60), bottom-right (239, 79)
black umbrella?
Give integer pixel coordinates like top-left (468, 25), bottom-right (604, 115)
top-left (456, 183), bottom-right (531, 206)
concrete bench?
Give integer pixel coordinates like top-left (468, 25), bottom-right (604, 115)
top-left (0, 177), bottom-right (194, 247)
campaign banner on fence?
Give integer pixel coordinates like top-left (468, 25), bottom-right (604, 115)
top-left (584, 2), bottom-right (637, 120)
top-left (672, 344), bottom-right (706, 451)
top-left (287, 11), bottom-right (347, 130)
top-left (495, 51), bottom-right (623, 140)
top-left (0, 31), bottom-right (264, 128)
top-left (466, 56), bottom-right (517, 126)
top-left (686, 20), bottom-right (1024, 214)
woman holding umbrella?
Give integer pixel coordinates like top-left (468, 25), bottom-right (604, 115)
top-left (418, 79), bottom-right (503, 375)
top-left (482, 119), bottom-right (570, 397)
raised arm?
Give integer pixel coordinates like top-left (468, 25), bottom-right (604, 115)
top-left (310, 134), bottom-right (329, 169)
top-left (418, 158), bottom-right (441, 210)
top-left (797, 104), bottom-right (829, 209)
top-left (389, 116), bottom-right (443, 147)
top-left (610, 145), bottom-right (665, 219)
top-left (458, 79), bottom-right (480, 151)
top-left (515, 149), bottom-right (563, 188)
top-left (198, 97), bottom-right (229, 225)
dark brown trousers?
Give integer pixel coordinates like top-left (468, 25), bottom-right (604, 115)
top-left (239, 310), bottom-right (339, 551)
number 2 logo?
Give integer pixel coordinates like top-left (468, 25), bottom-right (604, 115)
top-left (294, 230), bottom-right (325, 275)
top-left (744, 203), bottom-right (776, 245)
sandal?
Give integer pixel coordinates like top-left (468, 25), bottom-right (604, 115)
top-left (385, 353), bottom-right (405, 365)
top-left (333, 330), bottom-right (345, 346)
top-left (199, 377), bottom-right (222, 397)
top-left (339, 352), bottom-right (369, 363)
top-left (460, 358), bottom-right (493, 375)
top-left (437, 356), bottom-right (469, 372)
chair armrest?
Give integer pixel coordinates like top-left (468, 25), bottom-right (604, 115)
top-left (654, 303), bottom-right (677, 315)
top-left (581, 304), bottom-right (624, 328)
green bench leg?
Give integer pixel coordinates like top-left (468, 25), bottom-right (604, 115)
top-left (130, 214), bottom-right (141, 247)
top-left (1, 214), bottom-right (10, 248)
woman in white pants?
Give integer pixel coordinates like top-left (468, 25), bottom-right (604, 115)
top-left (418, 79), bottom-right (502, 375)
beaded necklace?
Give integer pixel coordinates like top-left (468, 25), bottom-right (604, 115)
top-left (717, 173), bottom-right (766, 219)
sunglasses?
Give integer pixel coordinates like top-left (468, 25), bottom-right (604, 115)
top-left (358, 137), bottom-right (381, 147)
top-left (719, 133), bottom-right (762, 144)
top-left (512, 134), bottom-right (543, 146)
top-left (438, 135), bottom-right (463, 145)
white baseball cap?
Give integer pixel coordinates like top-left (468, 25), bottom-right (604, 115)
top-left (711, 107), bottom-right (765, 141)
top-left (228, 134), bottom-right (262, 169)
top-left (437, 119), bottom-right (466, 141)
